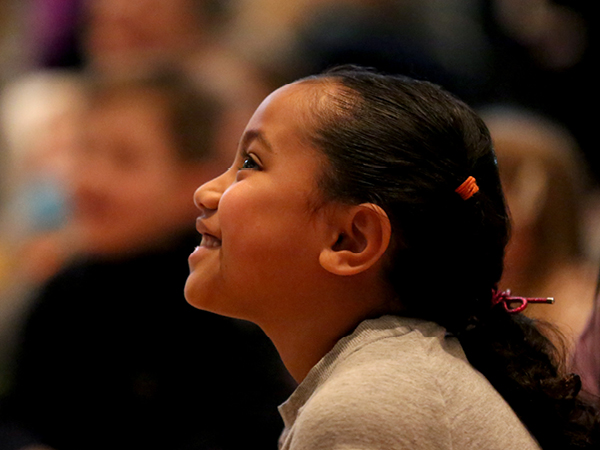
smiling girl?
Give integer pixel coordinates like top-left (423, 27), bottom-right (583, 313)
top-left (185, 66), bottom-right (599, 449)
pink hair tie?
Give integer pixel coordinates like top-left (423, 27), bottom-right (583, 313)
top-left (491, 289), bottom-right (554, 314)
top-left (455, 176), bottom-right (479, 200)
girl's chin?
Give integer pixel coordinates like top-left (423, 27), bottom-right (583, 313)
top-left (183, 278), bottom-right (208, 310)
top-left (187, 242), bottom-right (221, 268)
top-left (183, 272), bottom-right (222, 314)
top-left (184, 281), bottom-right (251, 323)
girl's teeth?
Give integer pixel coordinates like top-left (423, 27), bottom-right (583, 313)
top-left (201, 235), bottom-right (221, 248)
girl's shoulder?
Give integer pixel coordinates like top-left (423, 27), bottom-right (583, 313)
top-left (291, 317), bottom-right (541, 450)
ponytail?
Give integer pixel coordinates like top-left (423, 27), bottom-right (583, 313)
top-left (459, 309), bottom-right (600, 448)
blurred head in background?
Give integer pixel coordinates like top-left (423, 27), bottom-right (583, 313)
top-left (483, 106), bottom-right (597, 342)
top-left (67, 70), bottom-right (238, 257)
top-left (0, 71), bottom-right (84, 283)
top-left (80, 0), bottom-right (230, 77)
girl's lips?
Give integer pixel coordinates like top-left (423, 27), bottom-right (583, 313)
top-left (188, 234), bottom-right (220, 266)
top-left (195, 217), bottom-right (222, 248)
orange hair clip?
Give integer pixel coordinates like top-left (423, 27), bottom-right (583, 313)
top-left (455, 176), bottom-right (479, 200)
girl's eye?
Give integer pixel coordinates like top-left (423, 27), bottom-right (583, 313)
top-left (240, 154), bottom-right (260, 170)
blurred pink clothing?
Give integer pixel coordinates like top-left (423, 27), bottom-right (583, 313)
top-left (573, 292), bottom-right (600, 402)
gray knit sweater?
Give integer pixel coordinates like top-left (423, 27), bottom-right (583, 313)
top-left (278, 315), bottom-right (541, 449)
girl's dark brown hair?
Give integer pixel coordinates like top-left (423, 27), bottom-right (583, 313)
top-left (299, 65), bottom-right (600, 449)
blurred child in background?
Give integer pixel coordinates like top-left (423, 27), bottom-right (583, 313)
top-left (0, 70), bottom-right (294, 450)
top-left (0, 71), bottom-right (84, 396)
top-left (482, 107), bottom-right (598, 350)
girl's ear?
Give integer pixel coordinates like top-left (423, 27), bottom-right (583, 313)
top-left (319, 203), bottom-right (391, 276)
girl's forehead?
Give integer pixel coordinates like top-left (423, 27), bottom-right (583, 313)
top-left (266, 80), bottom-right (335, 112)
top-left (240, 82), bottom-right (330, 166)
top-left (248, 81), bottom-right (335, 136)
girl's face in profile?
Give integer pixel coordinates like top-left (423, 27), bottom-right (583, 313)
top-left (185, 82), bottom-right (335, 325)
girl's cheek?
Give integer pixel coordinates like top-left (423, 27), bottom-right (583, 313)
top-left (218, 188), bottom-right (246, 229)
top-left (218, 187), bottom-right (234, 215)
top-left (220, 180), bottom-right (257, 212)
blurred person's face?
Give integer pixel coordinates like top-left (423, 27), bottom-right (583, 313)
top-left (83, 0), bottom-right (204, 75)
top-left (68, 91), bottom-right (205, 256)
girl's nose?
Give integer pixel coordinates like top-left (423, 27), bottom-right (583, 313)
top-left (193, 171), bottom-right (229, 214)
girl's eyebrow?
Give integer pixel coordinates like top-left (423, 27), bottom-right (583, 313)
top-left (240, 129), bottom-right (274, 153)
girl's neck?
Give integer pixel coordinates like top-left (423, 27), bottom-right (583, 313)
top-left (270, 319), bottom-right (346, 383)
top-left (261, 281), bottom-right (395, 383)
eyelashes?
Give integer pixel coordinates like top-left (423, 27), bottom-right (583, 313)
top-left (239, 151), bottom-right (261, 170)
